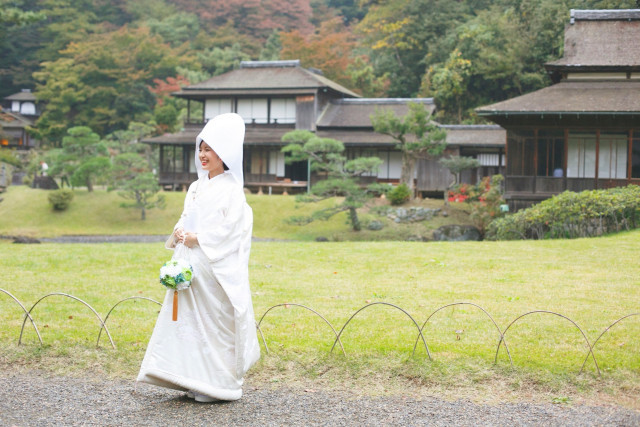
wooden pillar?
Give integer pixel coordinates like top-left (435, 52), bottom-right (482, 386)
top-left (563, 129), bottom-right (569, 192)
top-left (533, 129), bottom-right (538, 194)
top-left (595, 130), bottom-right (600, 189)
top-left (628, 129), bottom-right (633, 183)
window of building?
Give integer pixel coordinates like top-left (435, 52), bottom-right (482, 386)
top-left (477, 153), bottom-right (502, 167)
top-left (268, 149), bottom-right (285, 177)
top-left (204, 99), bottom-right (233, 120)
top-left (237, 98), bottom-right (268, 124)
top-left (506, 130), bottom-right (535, 176)
top-left (376, 150), bottom-right (402, 179)
top-left (270, 98), bottom-right (296, 124)
top-left (20, 102), bottom-right (36, 115)
top-left (598, 132), bottom-right (628, 179)
top-left (537, 130), bottom-right (564, 177)
top-left (567, 132), bottom-right (596, 178)
top-left (188, 147), bottom-right (197, 173)
top-left (161, 146), bottom-right (185, 173)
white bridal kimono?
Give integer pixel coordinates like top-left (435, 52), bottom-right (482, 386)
top-left (137, 171), bottom-right (260, 400)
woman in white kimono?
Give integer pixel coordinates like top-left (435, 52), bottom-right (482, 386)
top-left (137, 113), bottom-right (260, 402)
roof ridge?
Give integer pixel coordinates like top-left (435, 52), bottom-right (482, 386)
top-left (570, 9), bottom-right (640, 23)
top-left (239, 60), bottom-right (301, 68)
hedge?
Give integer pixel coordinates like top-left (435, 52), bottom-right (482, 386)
top-left (486, 185), bottom-right (640, 240)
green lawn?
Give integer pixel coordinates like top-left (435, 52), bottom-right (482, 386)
top-left (1, 230), bottom-right (639, 406)
top-left (0, 185), bottom-right (472, 241)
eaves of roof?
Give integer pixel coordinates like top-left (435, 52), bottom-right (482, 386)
top-left (476, 80), bottom-right (640, 116)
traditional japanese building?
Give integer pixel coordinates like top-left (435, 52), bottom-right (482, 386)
top-left (3, 89), bottom-right (39, 117)
top-left (0, 110), bottom-right (35, 149)
top-left (476, 9), bottom-right (640, 210)
top-left (1, 89), bottom-right (40, 149)
top-left (145, 60), bottom-right (505, 193)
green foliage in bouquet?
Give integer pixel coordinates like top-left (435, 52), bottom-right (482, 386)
top-left (159, 259), bottom-right (193, 290)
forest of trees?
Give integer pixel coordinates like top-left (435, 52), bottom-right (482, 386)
top-left (1, 0), bottom-right (637, 146)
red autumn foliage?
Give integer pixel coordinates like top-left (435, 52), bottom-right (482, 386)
top-left (149, 76), bottom-right (190, 105)
top-left (280, 18), bottom-right (356, 89)
top-left (170, 0), bottom-right (314, 40)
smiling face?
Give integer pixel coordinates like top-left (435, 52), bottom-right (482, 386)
top-left (199, 141), bottom-right (224, 178)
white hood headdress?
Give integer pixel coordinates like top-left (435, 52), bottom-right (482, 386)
top-left (195, 113), bottom-right (245, 186)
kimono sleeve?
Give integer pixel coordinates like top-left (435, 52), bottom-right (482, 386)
top-left (197, 185), bottom-right (246, 262)
top-left (165, 181), bottom-right (196, 249)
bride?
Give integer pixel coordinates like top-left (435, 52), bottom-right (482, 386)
top-left (137, 113), bottom-right (260, 402)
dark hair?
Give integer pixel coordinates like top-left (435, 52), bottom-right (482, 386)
top-left (199, 140), bottom-right (229, 170)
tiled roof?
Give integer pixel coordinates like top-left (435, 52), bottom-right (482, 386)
top-left (316, 98), bottom-right (435, 128)
top-left (175, 61), bottom-right (360, 98)
top-left (146, 124), bottom-right (504, 148)
top-left (144, 126), bottom-right (293, 146)
top-left (0, 110), bottom-right (33, 128)
top-left (3, 90), bottom-right (36, 102)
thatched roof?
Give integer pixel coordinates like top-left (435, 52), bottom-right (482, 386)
top-left (546, 9), bottom-right (640, 70)
top-left (174, 60), bottom-right (360, 98)
top-left (476, 81), bottom-right (640, 115)
top-left (316, 98), bottom-right (435, 128)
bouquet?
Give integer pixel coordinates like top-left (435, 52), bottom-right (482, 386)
top-left (159, 259), bottom-right (193, 291)
top-left (159, 243), bottom-right (193, 321)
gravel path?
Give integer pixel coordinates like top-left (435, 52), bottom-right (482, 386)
top-left (1, 371), bottom-right (638, 426)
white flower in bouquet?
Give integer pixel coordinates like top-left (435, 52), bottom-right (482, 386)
top-left (159, 259), bottom-right (193, 291)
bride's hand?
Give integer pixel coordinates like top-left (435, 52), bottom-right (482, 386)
top-left (174, 227), bottom-right (185, 244)
top-left (183, 232), bottom-right (198, 248)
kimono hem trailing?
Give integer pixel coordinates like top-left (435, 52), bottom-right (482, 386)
top-left (137, 172), bottom-right (260, 401)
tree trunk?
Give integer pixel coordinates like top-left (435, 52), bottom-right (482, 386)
top-left (400, 151), bottom-right (416, 200)
top-left (86, 177), bottom-right (93, 192)
top-left (444, 174), bottom-right (458, 207)
top-left (136, 191), bottom-right (146, 220)
top-left (349, 207), bottom-right (361, 231)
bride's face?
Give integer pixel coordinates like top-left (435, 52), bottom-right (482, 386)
top-left (198, 141), bottom-right (223, 175)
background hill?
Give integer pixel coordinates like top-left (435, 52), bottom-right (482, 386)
top-left (2, 0), bottom-right (637, 137)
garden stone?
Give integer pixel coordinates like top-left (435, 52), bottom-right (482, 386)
top-left (405, 235), bottom-right (428, 242)
top-left (432, 225), bottom-right (481, 241)
top-left (13, 236), bottom-right (41, 244)
top-left (31, 176), bottom-right (59, 190)
top-left (389, 207), bottom-right (440, 223)
top-left (315, 236), bottom-right (329, 242)
top-left (367, 220), bottom-right (384, 231)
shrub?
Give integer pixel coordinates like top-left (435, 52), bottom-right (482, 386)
top-left (48, 188), bottom-right (74, 211)
top-left (388, 183), bottom-right (411, 205)
top-left (486, 185), bottom-right (640, 240)
top-left (469, 175), bottom-right (505, 234)
top-left (22, 175), bottom-right (33, 187)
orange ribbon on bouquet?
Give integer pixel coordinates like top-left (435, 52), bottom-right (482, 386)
top-left (172, 290), bottom-right (178, 321)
